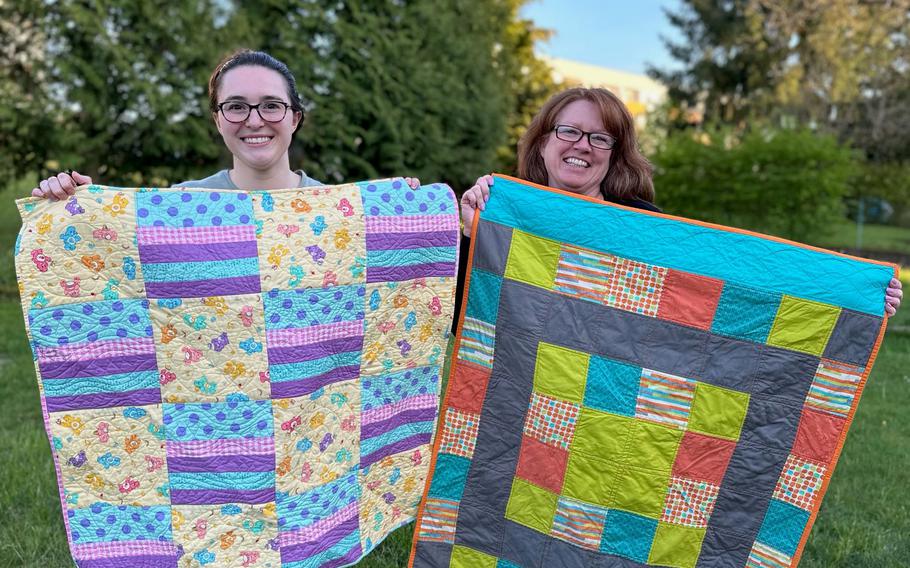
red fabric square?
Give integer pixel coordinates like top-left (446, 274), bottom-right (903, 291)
top-left (515, 435), bottom-right (569, 493)
top-left (672, 431), bottom-right (737, 484)
top-left (792, 407), bottom-right (846, 463)
top-left (446, 361), bottom-right (491, 414)
top-left (657, 269), bottom-right (725, 330)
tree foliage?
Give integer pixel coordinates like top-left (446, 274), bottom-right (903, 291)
top-left (652, 127), bottom-right (857, 242)
top-left (0, 0), bottom-right (557, 190)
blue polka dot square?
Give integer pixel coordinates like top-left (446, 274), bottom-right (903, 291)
top-left (68, 503), bottom-right (173, 545)
top-left (163, 399), bottom-right (276, 505)
top-left (276, 471), bottom-right (360, 533)
top-left (135, 190), bottom-right (261, 298)
top-left (135, 189), bottom-right (254, 229)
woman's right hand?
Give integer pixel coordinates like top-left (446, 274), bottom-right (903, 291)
top-left (31, 171), bottom-right (93, 201)
top-left (460, 174), bottom-right (494, 237)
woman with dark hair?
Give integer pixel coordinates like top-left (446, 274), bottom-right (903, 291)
top-left (31, 49), bottom-right (419, 196)
top-left (458, 86), bottom-right (902, 315)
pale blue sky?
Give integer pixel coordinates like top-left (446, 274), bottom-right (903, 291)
top-left (520, 0), bottom-right (684, 75)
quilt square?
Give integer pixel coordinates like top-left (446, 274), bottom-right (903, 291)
top-left (550, 496), bottom-right (608, 551)
top-left (417, 498), bottom-right (459, 544)
top-left (360, 366), bottom-right (438, 468)
top-left (672, 431), bottom-right (737, 485)
top-left (272, 383), bottom-right (360, 495)
top-left (583, 355), bottom-right (641, 416)
top-left (264, 286), bottom-right (365, 398)
top-left (17, 189), bottom-right (144, 305)
top-left (254, 184), bottom-right (366, 290)
top-left (792, 407), bottom-right (846, 463)
top-left (438, 408), bottom-right (481, 458)
top-left (635, 368), bottom-right (696, 429)
top-left (361, 277), bottom-right (453, 375)
top-left (136, 190), bottom-right (260, 299)
top-left (805, 359), bottom-right (863, 418)
top-left (445, 361), bottom-right (491, 414)
top-left (533, 342), bottom-right (590, 403)
top-left (504, 477), bottom-right (559, 534)
top-left (710, 283), bottom-right (781, 343)
top-left (767, 295), bottom-right (841, 356)
top-left (150, 294), bottom-right (270, 403)
top-left (171, 503), bottom-right (279, 567)
top-left (747, 541), bottom-right (793, 568)
top-left (360, 180), bottom-right (459, 283)
top-left (68, 503), bottom-right (173, 546)
top-left (661, 476), bottom-right (720, 528)
top-left (523, 392), bottom-right (581, 450)
top-left (553, 244), bottom-right (615, 302)
top-left (359, 449), bottom-right (429, 552)
top-left (656, 269), bottom-right (724, 330)
top-left (31, 299), bottom-right (159, 412)
top-left (51, 405), bottom-right (169, 507)
top-left (648, 522), bottom-right (706, 568)
top-left (756, 499), bottom-right (811, 557)
top-left (773, 454), bottom-right (826, 511)
top-left (603, 257), bottom-right (667, 316)
top-left (687, 383), bottom-right (750, 440)
top-left (458, 317), bottom-right (496, 369)
top-left (164, 400), bottom-right (275, 505)
top-left (515, 435), bottom-right (569, 493)
top-left (504, 230), bottom-right (560, 289)
top-left (600, 509), bottom-right (658, 562)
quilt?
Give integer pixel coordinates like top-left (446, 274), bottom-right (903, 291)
top-left (14, 178), bottom-right (459, 567)
top-left (410, 175), bottom-right (895, 568)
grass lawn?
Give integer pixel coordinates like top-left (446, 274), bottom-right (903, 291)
top-left (813, 219), bottom-right (910, 257)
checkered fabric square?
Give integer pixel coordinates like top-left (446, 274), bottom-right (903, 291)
top-left (523, 392), bottom-right (581, 450)
top-left (773, 454), bottom-right (826, 511)
top-left (603, 258), bottom-right (667, 316)
top-left (661, 476), bottom-right (720, 528)
top-left (438, 408), bottom-right (481, 458)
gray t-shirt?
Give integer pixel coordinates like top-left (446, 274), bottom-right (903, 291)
top-left (175, 169), bottom-right (323, 189)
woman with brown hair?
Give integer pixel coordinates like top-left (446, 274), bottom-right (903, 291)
top-left (458, 86), bottom-right (902, 315)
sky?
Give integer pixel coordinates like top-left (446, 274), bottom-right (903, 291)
top-left (520, 0), bottom-right (684, 76)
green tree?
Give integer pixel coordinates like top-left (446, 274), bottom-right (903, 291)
top-left (653, 127), bottom-right (857, 242)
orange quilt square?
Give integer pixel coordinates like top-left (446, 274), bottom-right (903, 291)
top-left (657, 270), bottom-right (725, 330)
top-left (792, 407), bottom-right (846, 463)
top-left (672, 431), bottom-right (737, 484)
top-left (515, 435), bottom-right (569, 493)
top-left (446, 361), bottom-right (491, 414)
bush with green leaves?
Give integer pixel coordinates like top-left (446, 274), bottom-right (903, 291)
top-left (651, 128), bottom-right (858, 243)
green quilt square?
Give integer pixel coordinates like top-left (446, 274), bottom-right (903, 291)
top-left (611, 468), bottom-right (670, 518)
top-left (504, 230), bottom-right (561, 289)
top-left (571, 407), bottom-right (633, 458)
top-left (624, 420), bottom-right (684, 474)
top-left (648, 523), bottom-right (706, 568)
top-left (687, 383), bottom-right (750, 440)
top-left (451, 545), bottom-right (498, 568)
top-left (505, 477), bottom-right (559, 533)
top-left (534, 342), bottom-right (590, 403)
top-left (767, 295), bottom-right (840, 356)
top-left (562, 451), bottom-right (619, 506)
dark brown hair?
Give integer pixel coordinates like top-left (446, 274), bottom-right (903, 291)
top-left (208, 49), bottom-right (304, 134)
top-left (517, 87), bottom-right (654, 203)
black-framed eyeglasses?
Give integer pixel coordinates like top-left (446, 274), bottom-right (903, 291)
top-left (553, 125), bottom-right (616, 150)
top-left (217, 100), bottom-right (291, 123)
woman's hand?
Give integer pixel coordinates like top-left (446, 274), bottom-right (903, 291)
top-left (460, 174), bottom-right (493, 237)
top-left (404, 177), bottom-right (420, 190)
top-left (31, 171), bottom-right (93, 201)
top-left (886, 277), bottom-right (902, 317)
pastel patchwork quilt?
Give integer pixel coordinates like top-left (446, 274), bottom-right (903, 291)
top-left (410, 175), bottom-right (895, 568)
top-left (14, 179), bottom-right (459, 567)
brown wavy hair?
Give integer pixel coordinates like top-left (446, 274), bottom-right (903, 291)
top-left (517, 87), bottom-right (654, 203)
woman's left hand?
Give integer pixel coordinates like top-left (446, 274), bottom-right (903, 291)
top-left (886, 277), bottom-right (902, 317)
top-left (404, 177), bottom-right (420, 190)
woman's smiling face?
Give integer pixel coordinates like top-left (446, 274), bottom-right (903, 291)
top-left (213, 65), bottom-right (301, 173)
top-left (539, 99), bottom-right (613, 198)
